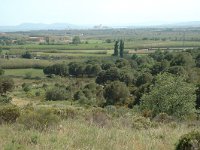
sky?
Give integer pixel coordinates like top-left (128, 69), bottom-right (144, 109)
top-left (0, 0), bottom-right (200, 26)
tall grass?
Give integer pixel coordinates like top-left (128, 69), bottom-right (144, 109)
top-left (0, 119), bottom-right (199, 150)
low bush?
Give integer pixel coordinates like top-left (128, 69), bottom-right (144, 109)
top-left (45, 87), bottom-right (67, 101)
top-left (86, 108), bottom-right (110, 127)
top-left (176, 131), bottom-right (200, 150)
top-left (0, 95), bottom-right (12, 103)
top-left (0, 105), bottom-right (20, 124)
top-left (22, 83), bottom-right (31, 92)
top-left (18, 108), bottom-right (60, 131)
top-left (153, 113), bottom-right (174, 123)
top-left (52, 107), bottom-right (78, 119)
top-left (132, 116), bottom-right (158, 130)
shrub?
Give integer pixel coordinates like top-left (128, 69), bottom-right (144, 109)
top-left (176, 131), bottom-right (200, 150)
top-left (52, 107), bottom-right (78, 119)
top-left (18, 108), bottom-right (60, 130)
top-left (74, 83), bottom-right (105, 106)
top-left (21, 51), bottom-right (32, 59)
top-left (23, 85), bottom-right (31, 92)
top-left (132, 116), bottom-right (157, 129)
top-left (0, 68), bottom-right (4, 76)
top-left (45, 87), bottom-right (67, 101)
top-left (0, 105), bottom-right (20, 124)
top-left (0, 95), bottom-right (12, 103)
top-left (153, 113), bottom-right (174, 123)
top-left (0, 77), bottom-right (14, 95)
top-left (35, 91), bottom-right (41, 97)
top-left (86, 108), bottom-right (110, 127)
top-left (104, 81), bottom-right (130, 106)
top-left (141, 73), bottom-right (196, 118)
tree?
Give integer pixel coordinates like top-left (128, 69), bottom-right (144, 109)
top-left (72, 36), bottom-right (81, 44)
top-left (140, 73), bottom-right (196, 118)
top-left (136, 72), bottom-right (153, 87)
top-left (43, 64), bottom-right (68, 76)
top-left (119, 40), bottom-right (124, 58)
top-left (0, 77), bottom-right (14, 95)
top-left (22, 51), bottom-right (32, 59)
top-left (196, 84), bottom-right (200, 109)
top-left (195, 53), bottom-right (200, 68)
top-left (45, 36), bottom-right (50, 45)
top-left (113, 40), bottom-right (119, 56)
top-left (96, 67), bottom-right (120, 84)
top-left (103, 81), bottom-right (130, 106)
top-left (171, 52), bottom-right (195, 67)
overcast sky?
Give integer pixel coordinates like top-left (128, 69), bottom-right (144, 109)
top-left (1, 0), bottom-right (200, 26)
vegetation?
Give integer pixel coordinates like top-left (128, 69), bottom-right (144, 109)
top-left (141, 73), bottom-right (196, 118)
top-left (176, 131), bottom-right (200, 150)
top-left (0, 28), bottom-right (200, 149)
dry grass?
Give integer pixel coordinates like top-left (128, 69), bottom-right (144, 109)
top-left (0, 118), bottom-right (199, 150)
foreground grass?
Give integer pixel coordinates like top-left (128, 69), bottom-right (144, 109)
top-left (0, 119), bottom-right (199, 150)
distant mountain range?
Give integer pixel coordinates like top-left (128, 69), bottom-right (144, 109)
top-left (1, 21), bottom-right (200, 32)
top-left (0, 23), bottom-right (89, 32)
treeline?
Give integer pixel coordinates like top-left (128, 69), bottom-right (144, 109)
top-left (42, 48), bottom-right (200, 118)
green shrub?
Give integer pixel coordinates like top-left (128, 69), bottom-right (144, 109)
top-left (35, 91), bottom-right (41, 97)
top-left (132, 116), bottom-right (157, 129)
top-left (18, 108), bottom-right (60, 130)
top-left (0, 105), bottom-right (20, 124)
top-left (0, 77), bottom-right (14, 95)
top-left (176, 131), bottom-right (200, 150)
top-left (22, 83), bottom-right (31, 92)
top-left (104, 81), bottom-right (130, 106)
top-left (45, 87), bottom-right (67, 101)
top-left (0, 95), bottom-right (12, 103)
top-left (141, 73), bottom-right (196, 118)
top-left (52, 107), bottom-right (78, 119)
top-left (0, 68), bottom-right (4, 76)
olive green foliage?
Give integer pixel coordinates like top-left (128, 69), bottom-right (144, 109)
top-left (196, 53), bottom-right (200, 67)
top-left (104, 81), bottom-right (130, 106)
top-left (141, 73), bottom-right (196, 118)
top-left (45, 87), bottom-right (67, 101)
top-left (74, 83), bottom-right (105, 106)
top-left (176, 131), bottom-right (200, 150)
top-left (151, 60), bottom-right (169, 75)
top-left (196, 84), bottom-right (200, 109)
top-left (119, 40), bottom-right (124, 58)
top-left (171, 52), bottom-right (195, 67)
top-left (0, 95), bottom-right (12, 103)
top-left (136, 72), bottom-right (153, 87)
top-left (18, 108), bottom-right (60, 130)
top-left (113, 40), bottom-right (124, 58)
top-left (0, 77), bottom-right (14, 95)
top-left (43, 63), bottom-right (68, 76)
top-left (0, 68), bottom-right (4, 76)
top-left (21, 51), bottom-right (33, 59)
top-left (22, 83), bottom-right (31, 92)
top-left (72, 36), bottom-right (81, 44)
top-left (113, 40), bottom-right (119, 56)
top-left (68, 62), bottom-right (101, 77)
top-left (0, 105), bottom-right (20, 124)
